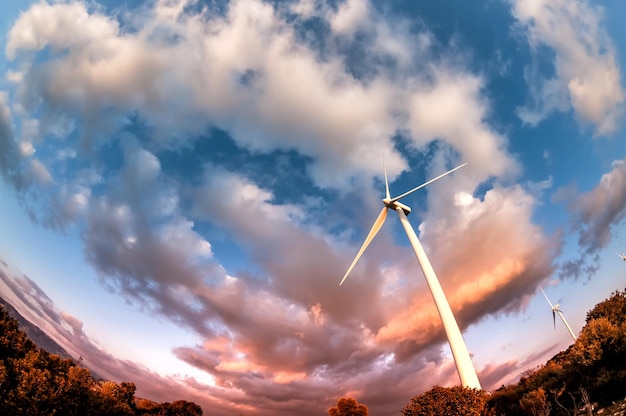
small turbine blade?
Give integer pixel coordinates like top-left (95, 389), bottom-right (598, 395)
top-left (390, 163), bottom-right (468, 203)
top-left (340, 207), bottom-right (388, 285)
top-left (383, 157), bottom-right (390, 200)
top-left (540, 288), bottom-right (554, 308)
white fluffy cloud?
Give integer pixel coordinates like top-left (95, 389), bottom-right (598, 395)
top-left (4, 0), bottom-right (521, 188)
top-left (328, 0), bottom-right (369, 35)
top-left (406, 70), bottom-right (519, 185)
top-left (510, 0), bottom-right (625, 135)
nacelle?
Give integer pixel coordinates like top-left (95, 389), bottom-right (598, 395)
top-left (383, 198), bottom-right (411, 215)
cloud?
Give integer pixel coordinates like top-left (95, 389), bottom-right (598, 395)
top-left (4, 0), bottom-right (519, 189)
top-left (510, 0), bottom-right (625, 135)
top-left (375, 178), bottom-right (558, 358)
top-left (328, 0), bottom-right (369, 35)
top-left (0, 91), bottom-right (80, 227)
top-left (549, 158), bottom-right (626, 281)
top-left (478, 361), bottom-right (520, 390)
top-left (5, 2), bottom-right (117, 61)
top-left (0, 91), bottom-right (27, 190)
top-left (0, 0), bottom-right (563, 414)
top-left (558, 255), bottom-right (599, 282)
top-left (45, 184), bottom-right (91, 229)
top-left (77, 157), bottom-right (557, 412)
top-left (568, 158), bottom-right (626, 253)
top-left (82, 143), bottom-right (226, 335)
top-left (187, 162), bottom-right (558, 400)
top-left (406, 71), bottom-right (519, 184)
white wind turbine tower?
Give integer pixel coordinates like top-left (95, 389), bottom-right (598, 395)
top-left (340, 161), bottom-right (481, 390)
top-left (540, 288), bottom-right (577, 342)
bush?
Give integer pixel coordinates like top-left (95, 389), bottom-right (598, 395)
top-left (402, 385), bottom-right (486, 416)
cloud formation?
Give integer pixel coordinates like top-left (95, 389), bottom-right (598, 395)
top-left (549, 158), bottom-right (626, 281)
top-left (570, 158), bottom-right (626, 253)
top-left (0, 92), bottom-right (52, 192)
top-left (0, 0), bottom-right (570, 414)
top-left (510, 0), bottom-right (625, 135)
top-left (4, 0), bottom-right (521, 188)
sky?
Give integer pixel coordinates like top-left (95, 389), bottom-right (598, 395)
top-left (0, 0), bottom-right (626, 414)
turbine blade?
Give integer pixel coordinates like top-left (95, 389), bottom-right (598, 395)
top-left (340, 207), bottom-right (388, 285)
top-left (383, 156), bottom-right (390, 200)
top-left (540, 288), bottom-right (554, 308)
top-left (390, 163), bottom-right (468, 203)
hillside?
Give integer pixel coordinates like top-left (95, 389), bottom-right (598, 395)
top-left (0, 295), bottom-right (73, 360)
top-left (0, 303), bottom-right (203, 416)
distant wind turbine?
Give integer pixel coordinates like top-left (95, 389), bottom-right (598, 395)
top-left (540, 288), bottom-right (577, 342)
top-left (617, 252), bottom-right (626, 261)
top-left (340, 161), bottom-right (481, 390)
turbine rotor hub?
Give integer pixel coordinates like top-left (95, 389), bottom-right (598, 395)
top-left (383, 198), bottom-right (411, 215)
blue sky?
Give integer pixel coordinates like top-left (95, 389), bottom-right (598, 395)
top-left (0, 0), bottom-right (625, 414)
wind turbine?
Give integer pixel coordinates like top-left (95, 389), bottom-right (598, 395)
top-left (540, 288), bottom-right (577, 342)
top-left (617, 252), bottom-right (626, 261)
top-left (340, 161), bottom-right (481, 390)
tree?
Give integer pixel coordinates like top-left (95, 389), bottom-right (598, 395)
top-left (92, 380), bottom-right (137, 416)
top-left (585, 289), bottom-right (626, 325)
top-left (328, 397), bottom-right (369, 416)
top-left (0, 304), bottom-right (214, 416)
top-left (0, 305), bottom-right (36, 359)
top-left (519, 388), bottom-right (552, 416)
top-left (171, 400), bottom-right (203, 415)
top-left (402, 385), bottom-right (486, 416)
top-left (568, 290), bottom-right (626, 405)
top-left (484, 288), bottom-right (626, 415)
